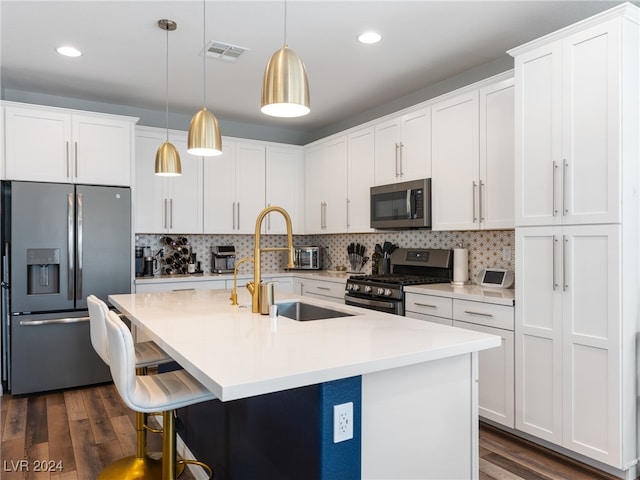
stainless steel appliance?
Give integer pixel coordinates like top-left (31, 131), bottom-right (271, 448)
top-left (1, 181), bottom-right (131, 395)
top-left (345, 248), bottom-right (452, 315)
top-left (288, 246), bottom-right (322, 270)
top-left (370, 178), bottom-right (432, 229)
top-left (212, 245), bottom-right (236, 273)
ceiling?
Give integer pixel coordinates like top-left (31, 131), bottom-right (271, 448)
top-left (0, 0), bottom-right (635, 142)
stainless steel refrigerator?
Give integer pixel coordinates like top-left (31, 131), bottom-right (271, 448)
top-left (1, 181), bottom-right (131, 394)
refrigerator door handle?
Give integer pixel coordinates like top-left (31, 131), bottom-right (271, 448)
top-left (67, 192), bottom-right (75, 300)
top-left (19, 316), bottom-right (90, 326)
top-left (76, 192), bottom-right (84, 301)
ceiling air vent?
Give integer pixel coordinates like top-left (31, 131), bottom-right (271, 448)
top-left (203, 41), bottom-right (249, 62)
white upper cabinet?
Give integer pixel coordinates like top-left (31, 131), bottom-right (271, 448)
top-left (4, 102), bottom-right (136, 186)
top-left (304, 136), bottom-right (348, 234)
top-left (265, 144), bottom-right (304, 234)
top-left (513, 18), bottom-right (624, 227)
top-left (374, 107), bottom-right (430, 186)
top-left (203, 139), bottom-right (266, 234)
top-left (431, 74), bottom-right (514, 231)
top-left (134, 127), bottom-right (202, 234)
top-left (347, 127), bottom-right (375, 233)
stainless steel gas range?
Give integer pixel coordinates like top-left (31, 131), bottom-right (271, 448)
top-left (344, 248), bottom-right (453, 315)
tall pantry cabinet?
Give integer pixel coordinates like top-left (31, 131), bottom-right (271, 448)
top-left (510, 3), bottom-right (638, 474)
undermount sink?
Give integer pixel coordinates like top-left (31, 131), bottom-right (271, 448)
top-left (277, 301), bottom-right (355, 321)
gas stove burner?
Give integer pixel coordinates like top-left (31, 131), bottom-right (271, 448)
top-left (348, 274), bottom-right (449, 286)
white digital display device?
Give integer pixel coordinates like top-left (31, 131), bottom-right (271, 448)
top-left (477, 268), bottom-right (514, 288)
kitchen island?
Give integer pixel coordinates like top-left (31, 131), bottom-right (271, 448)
top-left (109, 288), bottom-right (500, 480)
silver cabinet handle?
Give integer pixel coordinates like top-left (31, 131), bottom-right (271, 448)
top-left (237, 202), bottom-right (240, 230)
top-left (395, 143), bottom-right (400, 177)
top-left (66, 141), bottom-right (70, 178)
top-left (472, 181), bottom-right (478, 223)
top-left (563, 235), bottom-right (568, 291)
top-left (232, 202), bottom-right (236, 230)
top-left (563, 159), bottom-right (568, 215)
top-left (414, 302), bottom-right (437, 308)
top-left (74, 141), bottom-right (78, 179)
top-left (479, 180), bottom-right (485, 223)
top-left (463, 310), bottom-right (494, 317)
top-left (163, 199), bottom-right (168, 229)
top-left (316, 286), bottom-right (331, 291)
top-left (169, 198), bottom-right (173, 229)
top-left (552, 161), bottom-right (558, 216)
top-left (398, 142), bottom-right (404, 176)
top-left (172, 288), bottom-right (195, 292)
top-left (346, 199), bottom-right (350, 228)
top-left (552, 235), bottom-right (558, 290)
top-left (76, 193), bottom-right (84, 300)
top-left (67, 192), bottom-right (74, 300)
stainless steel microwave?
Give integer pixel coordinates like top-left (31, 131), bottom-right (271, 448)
top-left (288, 246), bottom-right (323, 270)
top-left (370, 178), bottom-right (432, 229)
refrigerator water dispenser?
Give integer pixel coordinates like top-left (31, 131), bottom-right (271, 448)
top-left (27, 248), bottom-right (60, 295)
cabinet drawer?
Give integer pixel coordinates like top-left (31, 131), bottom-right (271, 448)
top-left (406, 310), bottom-right (453, 326)
top-left (405, 293), bottom-right (452, 318)
top-left (453, 299), bottom-right (513, 330)
top-left (300, 278), bottom-right (346, 300)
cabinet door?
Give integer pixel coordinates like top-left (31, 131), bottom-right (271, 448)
top-left (347, 127), bottom-right (374, 232)
top-left (480, 78), bottom-right (515, 229)
top-left (134, 128), bottom-right (166, 233)
top-left (432, 91), bottom-right (480, 231)
top-left (304, 143), bottom-right (326, 234)
top-left (454, 321), bottom-right (514, 428)
top-left (235, 142), bottom-right (266, 234)
top-left (4, 106), bottom-right (71, 182)
top-left (514, 42), bottom-right (562, 226)
top-left (561, 224), bottom-right (620, 464)
top-left (73, 115), bottom-right (132, 186)
top-left (166, 133), bottom-right (203, 234)
top-left (324, 136), bottom-right (348, 233)
top-left (515, 226), bottom-right (563, 443)
top-left (266, 145), bottom-right (303, 234)
top-left (203, 139), bottom-right (236, 233)
top-left (399, 107), bottom-right (431, 181)
top-left (373, 117), bottom-right (400, 186)
top-left (561, 21), bottom-right (620, 225)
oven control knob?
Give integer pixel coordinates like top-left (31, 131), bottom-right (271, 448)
top-left (377, 287), bottom-right (385, 295)
top-left (351, 284), bottom-right (359, 292)
top-left (384, 289), bottom-right (392, 296)
top-left (364, 285), bottom-right (372, 293)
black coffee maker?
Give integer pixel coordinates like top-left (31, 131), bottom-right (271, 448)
top-left (135, 246), bottom-right (145, 277)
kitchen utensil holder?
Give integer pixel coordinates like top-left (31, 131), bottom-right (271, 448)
top-left (348, 254), bottom-right (368, 273)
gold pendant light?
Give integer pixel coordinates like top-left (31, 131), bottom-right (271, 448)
top-left (155, 19), bottom-right (182, 176)
top-left (188, 0), bottom-right (222, 156)
top-left (261, 0), bottom-right (310, 118)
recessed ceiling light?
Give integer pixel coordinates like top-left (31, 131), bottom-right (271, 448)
top-left (357, 31), bottom-right (382, 44)
top-left (56, 46), bottom-right (82, 57)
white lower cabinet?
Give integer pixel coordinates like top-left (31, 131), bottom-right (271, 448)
top-left (135, 279), bottom-right (227, 293)
top-left (516, 224), bottom-right (624, 465)
top-left (406, 292), bottom-right (515, 428)
top-left (405, 293), bottom-right (453, 326)
top-left (294, 277), bottom-right (346, 304)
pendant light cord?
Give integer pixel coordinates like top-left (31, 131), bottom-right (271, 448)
top-left (165, 24), bottom-right (170, 141)
top-left (202, 0), bottom-right (207, 106)
top-left (283, 0), bottom-right (287, 46)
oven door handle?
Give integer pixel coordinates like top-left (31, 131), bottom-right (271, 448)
top-left (345, 295), bottom-right (396, 310)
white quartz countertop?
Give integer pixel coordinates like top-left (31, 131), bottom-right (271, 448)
top-left (404, 283), bottom-right (515, 306)
top-left (109, 289), bottom-right (500, 401)
top-left (134, 270), bottom-right (350, 284)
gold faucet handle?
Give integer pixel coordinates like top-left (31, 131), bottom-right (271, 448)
top-left (246, 281), bottom-right (255, 294)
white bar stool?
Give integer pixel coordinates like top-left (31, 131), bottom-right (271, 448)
top-left (105, 309), bottom-right (216, 480)
top-left (88, 295), bottom-right (173, 479)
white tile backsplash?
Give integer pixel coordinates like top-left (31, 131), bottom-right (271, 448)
top-left (136, 230), bottom-right (514, 282)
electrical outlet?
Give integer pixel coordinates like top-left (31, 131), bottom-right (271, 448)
top-left (502, 246), bottom-right (512, 263)
top-left (333, 402), bottom-right (353, 443)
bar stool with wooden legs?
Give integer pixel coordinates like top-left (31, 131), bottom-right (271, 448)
top-left (88, 295), bottom-right (176, 480)
top-left (105, 309), bottom-right (216, 480)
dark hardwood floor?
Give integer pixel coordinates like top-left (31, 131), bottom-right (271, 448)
top-left (1, 383), bottom-right (622, 480)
